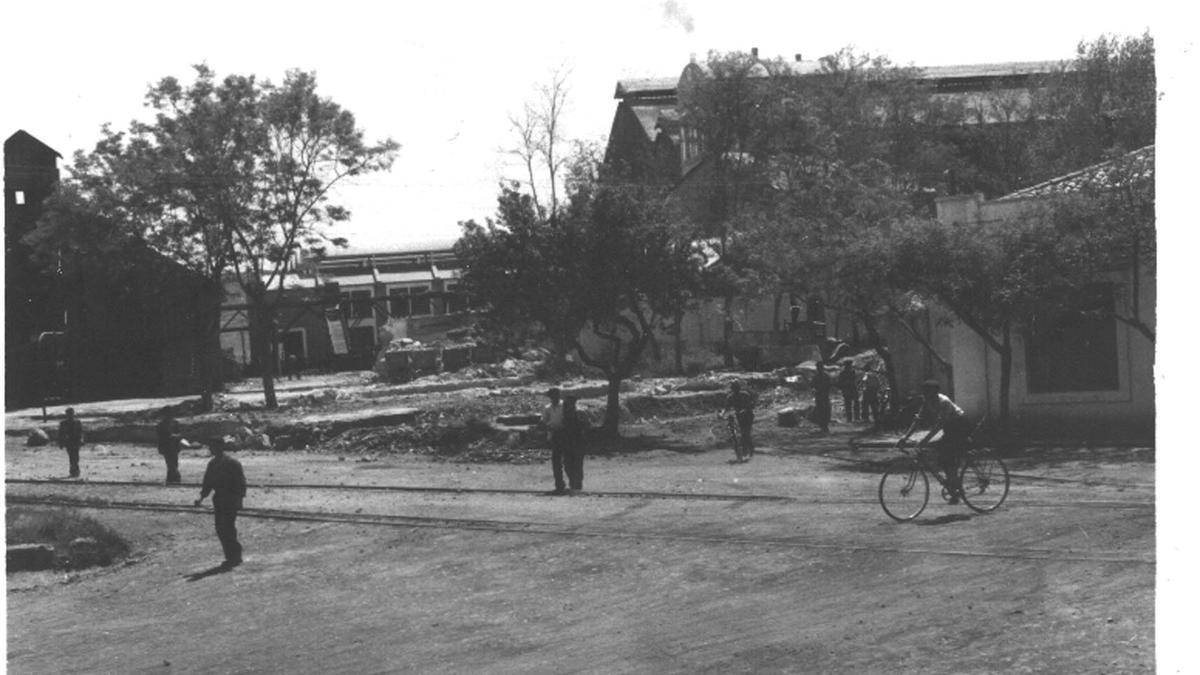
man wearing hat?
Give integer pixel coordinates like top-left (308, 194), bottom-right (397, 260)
top-left (898, 379), bottom-right (972, 503)
top-left (541, 388), bottom-right (568, 495)
top-left (194, 436), bottom-right (247, 567)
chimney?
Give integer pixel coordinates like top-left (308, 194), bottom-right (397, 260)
top-left (795, 53), bottom-right (803, 62)
top-left (750, 47), bottom-right (758, 59)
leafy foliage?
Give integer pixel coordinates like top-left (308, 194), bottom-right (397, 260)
top-left (30, 65), bottom-right (399, 408)
top-left (458, 153), bottom-right (698, 433)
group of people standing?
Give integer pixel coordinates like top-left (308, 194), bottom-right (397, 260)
top-left (55, 406), bottom-right (247, 569)
top-left (810, 360), bottom-right (887, 433)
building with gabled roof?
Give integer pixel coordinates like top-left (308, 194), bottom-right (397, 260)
top-left (932, 145), bottom-right (1154, 436)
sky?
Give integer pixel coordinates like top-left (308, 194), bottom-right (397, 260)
top-left (0, 0), bottom-right (1176, 253)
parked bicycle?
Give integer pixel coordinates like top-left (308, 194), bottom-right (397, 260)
top-left (877, 439), bottom-right (1010, 521)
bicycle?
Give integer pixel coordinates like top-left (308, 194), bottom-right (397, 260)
top-left (877, 440), bottom-right (1010, 521)
top-left (714, 410), bottom-right (750, 462)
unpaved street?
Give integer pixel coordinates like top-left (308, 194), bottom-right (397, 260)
top-left (7, 436), bottom-right (1154, 673)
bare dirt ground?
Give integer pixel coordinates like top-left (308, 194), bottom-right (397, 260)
top-left (6, 372), bottom-right (1156, 673)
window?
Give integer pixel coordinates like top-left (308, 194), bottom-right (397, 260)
top-left (387, 285), bottom-right (431, 317)
top-left (445, 282), bottom-right (468, 314)
top-left (681, 126), bottom-right (704, 164)
top-left (1025, 284), bottom-right (1119, 393)
top-left (14, 190), bottom-right (26, 205)
top-left (340, 290), bottom-right (374, 319)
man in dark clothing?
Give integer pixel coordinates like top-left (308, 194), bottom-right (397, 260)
top-left (860, 369), bottom-right (883, 425)
top-left (724, 380), bottom-right (756, 460)
top-left (562, 396), bottom-right (585, 492)
top-left (194, 437), bottom-right (247, 567)
top-left (541, 388), bottom-right (568, 495)
top-left (899, 380), bottom-right (972, 503)
top-left (57, 407), bottom-right (84, 477)
top-left (836, 361), bottom-right (860, 422)
top-left (156, 407), bottom-right (183, 484)
top-left (812, 365), bottom-right (832, 433)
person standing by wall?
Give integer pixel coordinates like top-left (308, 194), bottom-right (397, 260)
top-left (541, 388), bottom-right (568, 495)
top-left (194, 437), bottom-right (247, 567)
top-left (57, 407), bottom-right (84, 478)
top-left (156, 407), bottom-right (183, 484)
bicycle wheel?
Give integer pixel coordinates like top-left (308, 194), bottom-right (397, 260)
top-left (878, 461), bottom-right (929, 522)
top-left (958, 448), bottom-right (1010, 513)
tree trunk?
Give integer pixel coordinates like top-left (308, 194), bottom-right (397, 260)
top-left (997, 324), bottom-right (1012, 433)
top-left (193, 288), bottom-right (217, 412)
top-left (722, 295), bottom-right (735, 368)
top-left (248, 293), bottom-right (279, 409)
top-left (673, 309), bottom-right (685, 375)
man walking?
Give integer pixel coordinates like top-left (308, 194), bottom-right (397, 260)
top-left (156, 407), bottom-right (183, 484)
top-left (194, 437), bottom-right (247, 567)
top-left (57, 407), bottom-right (84, 478)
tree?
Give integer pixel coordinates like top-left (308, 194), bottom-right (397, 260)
top-left (457, 150), bottom-right (697, 435)
top-left (1020, 146), bottom-right (1155, 343)
top-left (692, 48), bottom-right (958, 398)
top-left (506, 67), bottom-right (571, 223)
top-left (30, 65), bottom-right (399, 409)
top-left (1030, 32), bottom-right (1156, 179)
top-left (892, 213), bottom-right (1073, 428)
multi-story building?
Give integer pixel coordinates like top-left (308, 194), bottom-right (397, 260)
top-left (220, 238), bottom-right (471, 374)
top-left (600, 52), bottom-right (1064, 384)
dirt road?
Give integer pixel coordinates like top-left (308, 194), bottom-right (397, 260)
top-left (6, 436), bottom-right (1154, 674)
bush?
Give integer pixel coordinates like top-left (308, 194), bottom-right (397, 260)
top-left (6, 507), bottom-right (131, 571)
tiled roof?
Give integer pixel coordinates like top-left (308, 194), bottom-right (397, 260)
top-left (994, 145), bottom-right (1155, 202)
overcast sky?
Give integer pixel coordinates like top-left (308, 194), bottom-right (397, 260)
top-left (0, 1), bottom-right (1176, 252)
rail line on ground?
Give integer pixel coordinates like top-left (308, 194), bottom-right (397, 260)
top-left (5, 477), bottom-right (1154, 510)
top-left (6, 494), bottom-right (1154, 566)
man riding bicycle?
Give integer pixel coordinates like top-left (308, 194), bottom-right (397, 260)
top-left (898, 379), bottom-right (972, 504)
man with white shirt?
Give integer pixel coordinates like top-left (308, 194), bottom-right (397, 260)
top-left (541, 388), bottom-right (568, 495)
top-left (899, 380), bottom-right (972, 504)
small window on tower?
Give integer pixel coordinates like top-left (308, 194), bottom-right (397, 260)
top-left (14, 191), bottom-right (25, 205)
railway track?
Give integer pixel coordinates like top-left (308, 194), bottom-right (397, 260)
top-left (6, 493), bottom-right (1154, 565)
top-left (5, 477), bottom-right (1154, 509)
